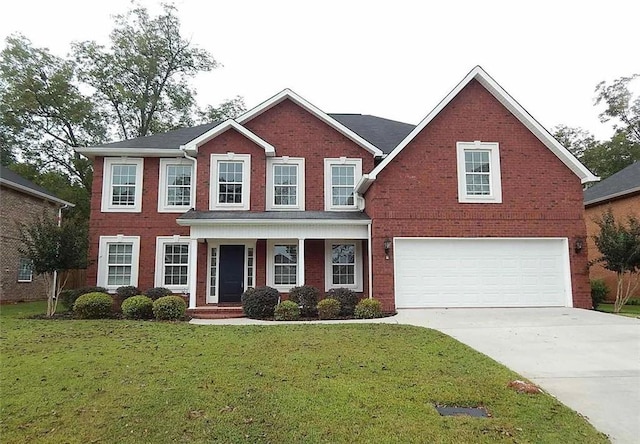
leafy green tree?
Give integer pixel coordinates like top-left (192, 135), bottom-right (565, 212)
top-left (595, 74), bottom-right (639, 144)
top-left (19, 214), bottom-right (89, 316)
top-left (199, 96), bottom-right (246, 122)
top-left (73, 3), bottom-right (217, 139)
top-left (592, 210), bottom-right (640, 313)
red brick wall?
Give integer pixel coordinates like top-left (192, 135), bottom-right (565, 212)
top-left (366, 80), bottom-right (590, 311)
top-left (585, 194), bottom-right (640, 300)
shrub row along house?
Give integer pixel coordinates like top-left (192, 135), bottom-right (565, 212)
top-left (77, 66), bottom-right (598, 317)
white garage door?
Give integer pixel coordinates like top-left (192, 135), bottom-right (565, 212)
top-left (394, 238), bottom-right (571, 308)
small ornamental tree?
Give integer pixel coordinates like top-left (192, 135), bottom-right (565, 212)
top-left (592, 209), bottom-right (640, 313)
top-left (19, 214), bottom-right (88, 316)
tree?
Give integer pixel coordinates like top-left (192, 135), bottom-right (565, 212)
top-left (73, 3), bottom-right (217, 140)
top-left (198, 96), bottom-right (246, 122)
top-left (595, 74), bottom-right (639, 144)
top-left (19, 214), bottom-right (88, 316)
top-left (592, 210), bottom-right (640, 313)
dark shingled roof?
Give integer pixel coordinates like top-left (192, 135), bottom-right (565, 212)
top-left (179, 210), bottom-right (370, 221)
top-left (584, 161), bottom-right (640, 205)
top-left (0, 165), bottom-right (73, 205)
top-left (95, 115), bottom-right (414, 154)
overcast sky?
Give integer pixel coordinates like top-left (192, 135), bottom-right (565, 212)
top-left (1, 0), bottom-right (638, 141)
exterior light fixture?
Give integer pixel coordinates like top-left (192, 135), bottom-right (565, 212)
top-left (574, 238), bottom-right (584, 253)
top-left (384, 238), bottom-right (392, 260)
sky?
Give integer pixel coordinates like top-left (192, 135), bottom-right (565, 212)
top-left (1, 0), bottom-right (638, 141)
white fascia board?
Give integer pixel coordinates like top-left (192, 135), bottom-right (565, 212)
top-left (180, 119), bottom-right (275, 156)
top-left (1, 179), bottom-right (75, 207)
top-left (75, 147), bottom-right (183, 158)
top-left (176, 217), bottom-right (371, 227)
top-left (368, 66), bottom-right (599, 185)
top-left (237, 88), bottom-right (384, 157)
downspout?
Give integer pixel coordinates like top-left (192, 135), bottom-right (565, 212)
top-left (180, 146), bottom-right (198, 309)
top-left (179, 146), bottom-right (197, 209)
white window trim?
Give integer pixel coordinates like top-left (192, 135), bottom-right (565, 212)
top-left (158, 158), bottom-right (194, 213)
top-left (97, 235), bottom-right (141, 291)
top-left (266, 240), bottom-right (299, 292)
top-left (101, 158), bottom-right (144, 212)
top-left (456, 141), bottom-right (502, 203)
top-left (17, 258), bottom-right (33, 282)
top-left (154, 236), bottom-right (191, 292)
top-left (266, 157), bottom-right (305, 210)
top-left (210, 153), bottom-right (251, 211)
top-left (324, 158), bottom-right (362, 211)
top-left (206, 241), bottom-right (256, 303)
top-left (324, 240), bottom-right (363, 292)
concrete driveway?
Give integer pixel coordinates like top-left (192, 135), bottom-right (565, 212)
top-left (393, 308), bottom-right (640, 444)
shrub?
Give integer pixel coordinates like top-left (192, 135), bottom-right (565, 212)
top-left (152, 296), bottom-right (186, 320)
top-left (116, 285), bottom-right (140, 300)
top-left (241, 286), bottom-right (280, 319)
top-left (274, 300), bottom-right (300, 321)
top-left (354, 298), bottom-right (383, 319)
top-left (143, 287), bottom-right (173, 300)
top-left (326, 287), bottom-right (358, 316)
top-left (590, 279), bottom-right (609, 308)
top-left (317, 298), bottom-right (341, 320)
top-left (288, 285), bottom-right (320, 317)
top-left (628, 298), bottom-right (640, 306)
top-left (121, 295), bottom-right (154, 319)
top-left (73, 292), bottom-right (113, 319)
top-left (60, 286), bottom-right (108, 311)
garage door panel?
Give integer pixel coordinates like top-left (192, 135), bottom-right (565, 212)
top-left (394, 238), bottom-right (570, 308)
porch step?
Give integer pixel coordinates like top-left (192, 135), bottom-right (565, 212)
top-left (188, 306), bottom-right (245, 319)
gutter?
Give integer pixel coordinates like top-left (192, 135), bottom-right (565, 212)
top-left (180, 146), bottom-right (197, 211)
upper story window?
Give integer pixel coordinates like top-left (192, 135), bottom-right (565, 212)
top-left (101, 158), bottom-right (144, 212)
top-left (266, 157), bottom-right (305, 210)
top-left (324, 158), bottom-right (362, 211)
top-left (17, 258), bottom-right (33, 282)
top-left (210, 153), bottom-right (251, 210)
top-left (158, 159), bottom-right (193, 212)
top-left (97, 235), bottom-right (140, 290)
top-left (456, 141), bottom-right (502, 204)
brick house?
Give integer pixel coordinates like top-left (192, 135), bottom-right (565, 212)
top-left (584, 161), bottom-right (640, 299)
top-left (77, 66), bottom-right (597, 316)
top-left (0, 165), bottom-right (75, 302)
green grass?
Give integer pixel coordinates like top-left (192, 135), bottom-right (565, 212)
top-left (1, 303), bottom-right (608, 443)
top-left (596, 303), bottom-right (640, 317)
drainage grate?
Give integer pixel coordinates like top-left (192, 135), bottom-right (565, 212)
top-left (434, 406), bottom-right (489, 417)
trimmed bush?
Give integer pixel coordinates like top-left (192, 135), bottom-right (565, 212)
top-left (590, 279), bottom-right (609, 308)
top-left (326, 287), bottom-right (358, 316)
top-left (274, 300), bottom-right (300, 321)
top-left (628, 298), bottom-right (640, 306)
top-left (354, 298), bottom-right (382, 319)
top-left (288, 285), bottom-right (320, 317)
top-left (73, 292), bottom-right (113, 319)
top-left (152, 296), bottom-right (186, 320)
top-left (60, 286), bottom-right (108, 311)
top-left (317, 298), bottom-right (341, 320)
top-left (143, 287), bottom-right (173, 300)
top-left (116, 285), bottom-right (140, 300)
top-left (121, 295), bottom-right (154, 319)
top-left (242, 286), bottom-right (280, 319)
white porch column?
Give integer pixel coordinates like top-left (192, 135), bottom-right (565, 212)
top-left (188, 238), bottom-right (198, 309)
top-left (298, 237), bottom-right (305, 286)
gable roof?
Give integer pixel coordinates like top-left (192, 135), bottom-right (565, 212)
top-left (584, 161), bottom-right (640, 206)
top-left (180, 119), bottom-right (276, 156)
top-left (356, 66), bottom-right (599, 193)
top-left (0, 165), bottom-right (74, 207)
top-left (237, 89), bottom-right (384, 157)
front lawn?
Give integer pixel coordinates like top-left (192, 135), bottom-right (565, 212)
top-left (1, 302), bottom-right (607, 443)
top-left (596, 303), bottom-right (640, 317)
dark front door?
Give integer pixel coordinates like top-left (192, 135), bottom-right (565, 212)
top-left (219, 245), bottom-right (245, 303)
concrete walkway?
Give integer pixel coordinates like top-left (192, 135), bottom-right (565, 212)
top-left (192, 307), bottom-right (640, 443)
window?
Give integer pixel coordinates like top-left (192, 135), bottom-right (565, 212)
top-left (267, 241), bottom-right (298, 290)
top-left (210, 154), bottom-right (251, 210)
top-left (97, 236), bottom-right (140, 289)
top-left (17, 258), bottom-right (33, 282)
top-left (101, 158), bottom-right (144, 212)
top-left (158, 159), bottom-right (193, 212)
top-left (456, 141), bottom-right (502, 203)
top-left (209, 246), bottom-right (218, 299)
top-left (266, 157), bottom-right (305, 210)
top-left (324, 158), bottom-right (362, 210)
top-left (324, 240), bottom-right (363, 291)
top-left (155, 237), bottom-right (190, 291)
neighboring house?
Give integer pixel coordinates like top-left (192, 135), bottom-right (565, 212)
top-left (0, 165), bottom-right (75, 302)
top-left (584, 161), bottom-right (640, 298)
top-left (77, 66), bottom-right (597, 316)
